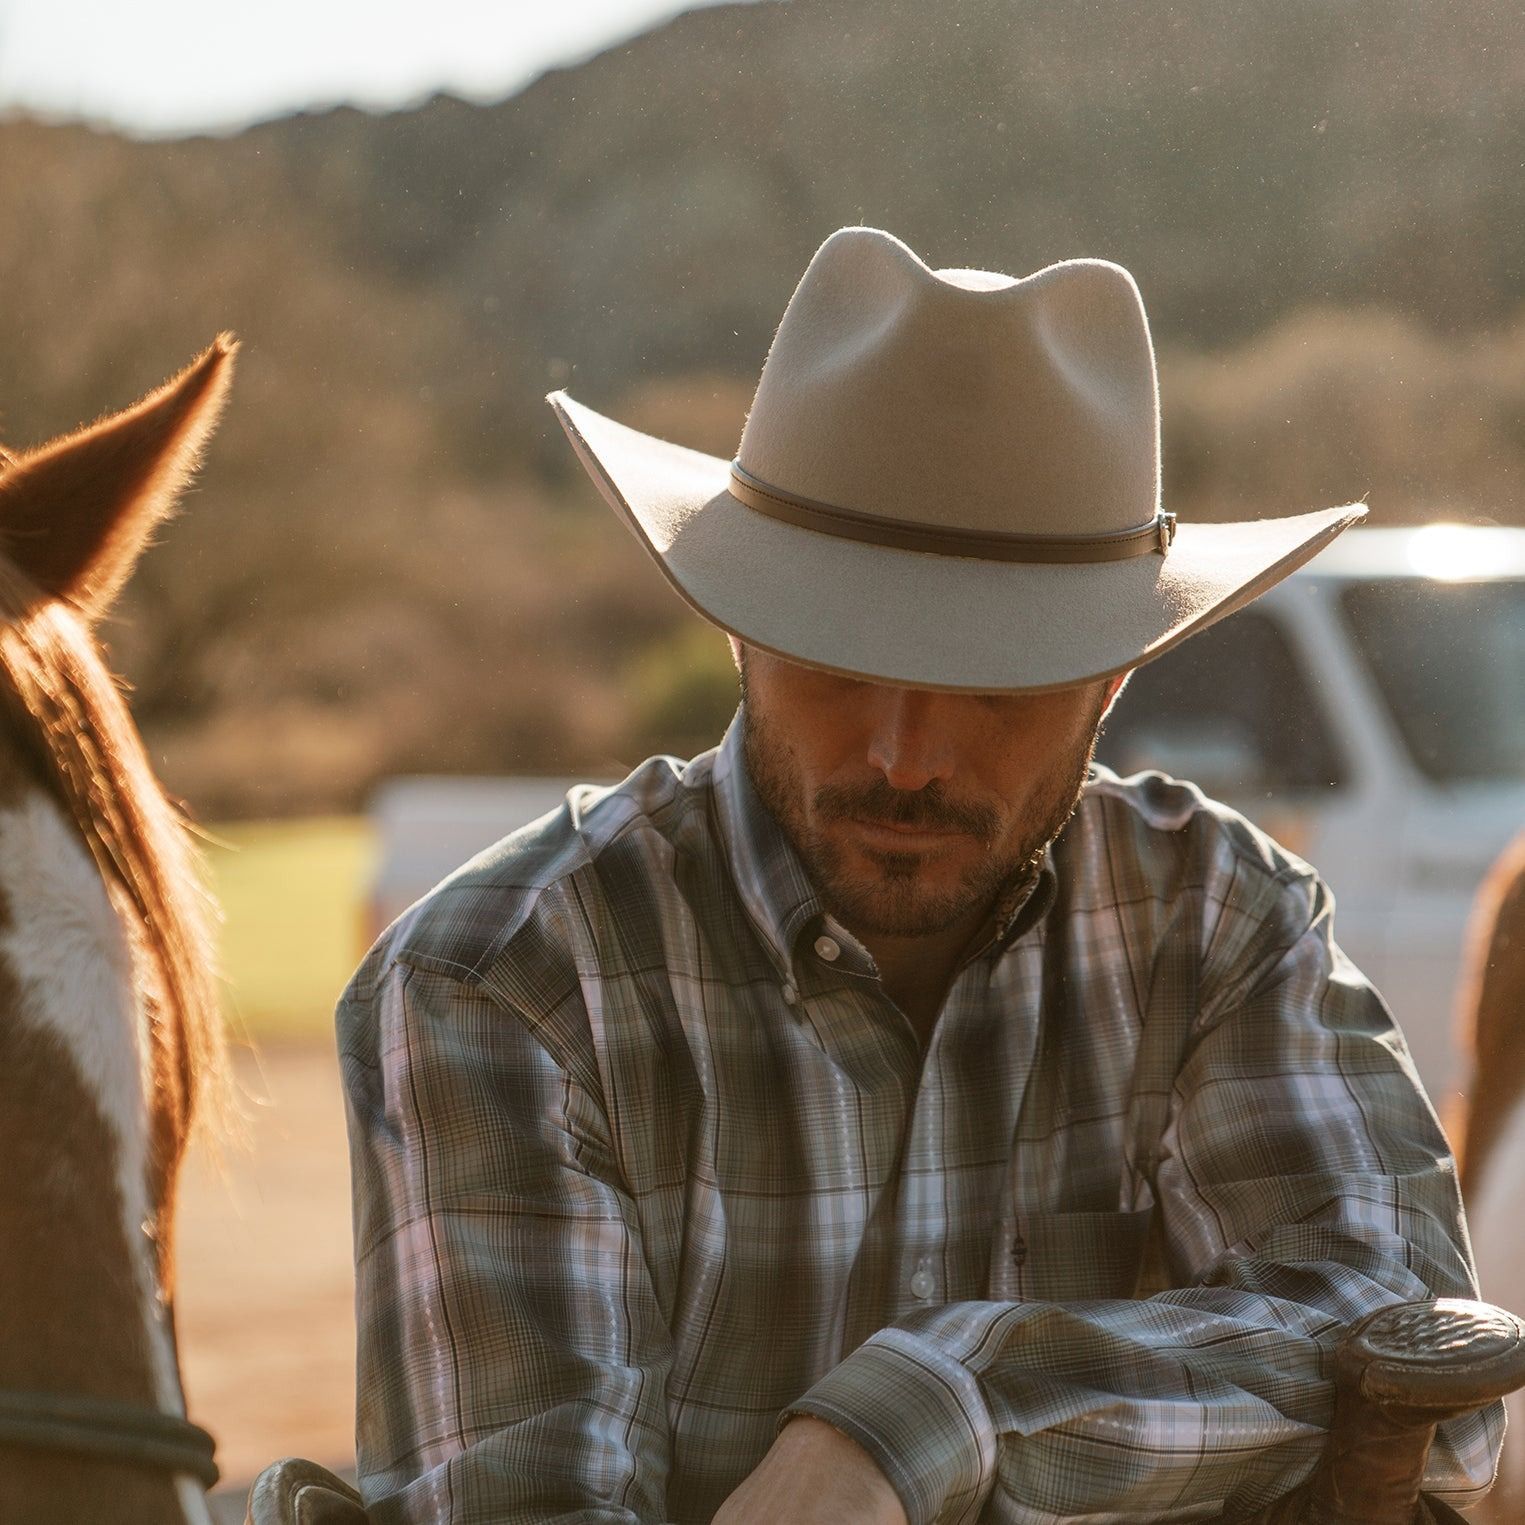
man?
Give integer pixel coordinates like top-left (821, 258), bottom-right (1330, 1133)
top-left (339, 227), bottom-right (1500, 1522)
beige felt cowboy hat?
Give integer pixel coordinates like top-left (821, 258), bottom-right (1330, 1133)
top-left (547, 226), bottom-right (1364, 692)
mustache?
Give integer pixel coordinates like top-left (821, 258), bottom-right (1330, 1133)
top-left (813, 777), bottom-right (1001, 844)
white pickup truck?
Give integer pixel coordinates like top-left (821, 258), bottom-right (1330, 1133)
top-left (367, 526), bottom-right (1525, 1108)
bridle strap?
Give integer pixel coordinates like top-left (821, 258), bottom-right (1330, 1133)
top-left (0, 1389), bottom-right (219, 1489)
top-left (728, 459), bottom-right (1177, 563)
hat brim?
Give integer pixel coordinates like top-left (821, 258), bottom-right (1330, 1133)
top-left (550, 391), bottom-right (1366, 694)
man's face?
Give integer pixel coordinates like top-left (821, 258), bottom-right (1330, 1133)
top-left (738, 643), bottom-right (1120, 940)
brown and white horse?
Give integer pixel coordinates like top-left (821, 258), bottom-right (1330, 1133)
top-left (1454, 830), bottom-right (1525, 1520)
top-left (0, 342), bottom-right (234, 1522)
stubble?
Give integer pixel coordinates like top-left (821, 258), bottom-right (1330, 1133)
top-left (739, 670), bottom-right (1106, 939)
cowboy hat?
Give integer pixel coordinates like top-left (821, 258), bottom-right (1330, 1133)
top-left (547, 226), bottom-right (1364, 692)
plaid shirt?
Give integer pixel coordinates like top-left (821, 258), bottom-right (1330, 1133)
top-left (338, 712), bottom-right (1501, 1523)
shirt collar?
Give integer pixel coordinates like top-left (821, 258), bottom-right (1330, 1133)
top-left (712, 705), bottom-right (1058, 981)
top-left (968, 854), bottom-right (1058, 963)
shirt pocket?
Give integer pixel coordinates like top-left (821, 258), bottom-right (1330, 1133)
top-left (986, 1205), bottom-right (1155, 1302)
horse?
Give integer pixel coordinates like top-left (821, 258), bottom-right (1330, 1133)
top-left (1451, 829), bottom-right (1525, 1521)
top-left (0, 339), bottom-right (235, 1522)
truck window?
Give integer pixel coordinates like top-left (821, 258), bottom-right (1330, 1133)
top-left (1097, 608), bottom-right (1347, 796)
top-left (1339, 578), bottom-right (1525, 784)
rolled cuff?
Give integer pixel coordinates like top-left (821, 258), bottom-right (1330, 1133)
top-left (779, 1327), bottom-right (996, 1525)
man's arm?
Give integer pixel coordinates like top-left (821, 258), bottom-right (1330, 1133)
top-left (711, 1417), bottom-right (906, 1525)
top-left (779, 869), bottom-right (1504, 1524)
top-left (339, 958), bottom-right (676, 1523)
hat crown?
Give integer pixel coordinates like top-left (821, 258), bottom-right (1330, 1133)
top-left (737, 227), bottom-right (1162, 540)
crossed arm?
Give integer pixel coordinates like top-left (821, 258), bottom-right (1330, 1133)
top-left (339, 924), bottom-right (1500, 1524)
top-left (711, 1418), bottom-right (906, 1525)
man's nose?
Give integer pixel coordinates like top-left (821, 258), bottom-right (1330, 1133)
top-left (863, 688), bottom-right (957, 792)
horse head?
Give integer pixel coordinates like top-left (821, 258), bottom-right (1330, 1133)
top-left (0, 339), bottom-right (235, 1522)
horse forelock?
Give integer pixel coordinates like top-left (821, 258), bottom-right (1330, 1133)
top-left (0, 564), bottom-right (227, 1230)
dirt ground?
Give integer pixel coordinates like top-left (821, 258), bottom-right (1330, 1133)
top-left (176, 1041), bottom-right (357, 1502)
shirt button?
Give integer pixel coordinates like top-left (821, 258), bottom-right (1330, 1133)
top-left (909, 1269), bottom-right (935, 1300)
top-left (781, 982), bottom-right (799, 1005)
top-left (813, 935), bottom-right (841, 962)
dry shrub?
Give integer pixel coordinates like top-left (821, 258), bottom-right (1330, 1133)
top-left (1163, 308), bottom-right (1525, 526)
top-left (623, 623), bottom-right (739, 764)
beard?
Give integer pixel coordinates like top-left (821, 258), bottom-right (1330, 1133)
top-left (739, 669), bottom-right (1105, 940)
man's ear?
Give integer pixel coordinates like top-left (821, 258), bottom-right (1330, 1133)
top-left (0, 335), bottom-right (236, 621)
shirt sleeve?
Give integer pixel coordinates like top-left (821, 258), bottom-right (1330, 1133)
top-left (781, 865), bottom-right (1505, 1524)
top-left (338, 957), bottom-right (676, 1524)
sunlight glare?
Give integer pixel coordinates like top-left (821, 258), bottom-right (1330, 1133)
top-left (1405, 523), bottom-right (1497, 582)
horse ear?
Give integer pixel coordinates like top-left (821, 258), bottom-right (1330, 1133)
top-left (0, 335), bottom-right (237, 619)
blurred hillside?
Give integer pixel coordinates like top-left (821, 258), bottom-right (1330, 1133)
top-left (4, 0), bottom-right (1524, 815)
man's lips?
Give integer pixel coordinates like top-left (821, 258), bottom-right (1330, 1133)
top-left (844, 817), bottom-right (967, 850)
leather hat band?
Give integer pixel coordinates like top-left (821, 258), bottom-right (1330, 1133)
top-left (729, 460), bottom-right (1176, 563)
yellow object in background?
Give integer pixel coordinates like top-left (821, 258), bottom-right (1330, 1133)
top-left (203, 817), bottom-right (377, 1043)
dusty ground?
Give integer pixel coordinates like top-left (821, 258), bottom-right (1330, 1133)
top-left (176, 1041), bottom-right (357, 1504)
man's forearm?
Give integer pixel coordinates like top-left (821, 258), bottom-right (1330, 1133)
top-left (783, 1280), bottom-right (1501, 1522)
top-left (712, 1416), bottom-right (909, 1525)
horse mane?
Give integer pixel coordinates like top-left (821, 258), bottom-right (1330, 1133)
top-left (0, 564), bottom-right (226, 1152)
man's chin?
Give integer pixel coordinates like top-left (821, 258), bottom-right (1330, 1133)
top-left (831, 900), bottom-right (977, 940)
top-left (818, 871), bottom-right (986, 940)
